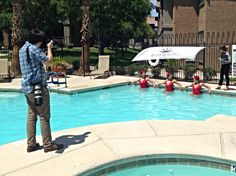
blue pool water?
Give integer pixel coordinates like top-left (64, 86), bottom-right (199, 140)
top-left (1, 85), bottom-right (236, 144)
top-left (108, 165), bottom-right (235, 176)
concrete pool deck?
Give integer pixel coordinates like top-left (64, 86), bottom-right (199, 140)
top-left (1, 75), bottom-right (236, 176)
top-left (1, 115), bottom-right (236, 176)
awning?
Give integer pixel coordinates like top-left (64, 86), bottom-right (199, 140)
top-left (132, 46), bottom-right (205, 62)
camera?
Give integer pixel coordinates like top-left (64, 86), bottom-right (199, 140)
top-left (33, 84), bottom-right (43, 106)
top-left (40, 39), bottom-right (49, 50)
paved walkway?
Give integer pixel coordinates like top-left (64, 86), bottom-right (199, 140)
top-left (1, 115), bottom-right (236, 176)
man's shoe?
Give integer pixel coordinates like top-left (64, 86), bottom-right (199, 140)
top-left (27, 143), bottom-right (41, 153)
top-left (44, 143), bottom-right (64, 153)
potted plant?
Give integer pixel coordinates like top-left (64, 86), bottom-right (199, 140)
top-left (51, 57), bottom-right (67, 72)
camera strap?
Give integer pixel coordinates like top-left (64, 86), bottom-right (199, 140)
top-left (26, 46), bottom-right (31, 63)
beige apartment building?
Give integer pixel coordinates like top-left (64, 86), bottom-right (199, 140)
top-left (156, 0), bottom-right (236, 76)
top-left (157, 0), bottom-right (236, 44)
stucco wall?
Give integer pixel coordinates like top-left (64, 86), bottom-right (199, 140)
top-left (173, 0), bottom-right (199, 34)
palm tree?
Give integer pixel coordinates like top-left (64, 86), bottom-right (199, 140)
top-left (79, 0), bottom-right (90, 76)
top-left (0, 12), bottom-right (12, 48)
top-left (11, 0), bottom-right (23, 76)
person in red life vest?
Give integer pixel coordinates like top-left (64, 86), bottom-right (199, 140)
top-left (185, 75), bottom-right (211, 95)
top-left (156, 73), bottom-right (183, 92)
top-left (132, 70), bottom-right (155, 89)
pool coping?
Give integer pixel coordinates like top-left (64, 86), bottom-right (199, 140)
top-left (1, 114), bottom-right (236, 176)
top-left (78, 154), bottom-right (236, 176)
top-left (49, 81), bottom-right (130, 94)
top-left (0, 79), bottom-right (131, 95)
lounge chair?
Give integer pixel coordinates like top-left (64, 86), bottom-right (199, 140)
top-left (0, 59), bottom-right (10, 81)
top-left (90, 55), bottom-right (111, 79)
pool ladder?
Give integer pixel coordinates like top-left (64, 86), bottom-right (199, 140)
top-left (46, 72), bottom-right (67, 88)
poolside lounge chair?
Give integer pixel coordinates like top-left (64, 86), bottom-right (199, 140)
top-left (0, 59), bottom-right (10, 81)
top-left (90, 55), bottom-right (111, 79)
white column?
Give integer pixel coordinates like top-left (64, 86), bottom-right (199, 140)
top-left (63, 19), bottom-right (70, 46)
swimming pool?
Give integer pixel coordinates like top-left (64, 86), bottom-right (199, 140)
top-left (78, 154), bottom-right (236, 176)
top-left (1, 85), bottom-right (236, 144)
top-left (108, 165), bottom-right (235, 176)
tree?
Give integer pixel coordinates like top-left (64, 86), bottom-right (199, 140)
top-left (11, 0), bottom-right (23, 76)
top-left (50, 0), bottom-right (82, 38)
top-left (90, 0), bottom-right (112, 54)
top-left (22, 0), bottom-right (59, 37)
top-left (0, 13), bottom-right (12, 47)
top-left (79, 0), bottom-right (90, 75)
top-left (90, 0), bottom-right (151, 54)
top-left (133, 21), bottom-right (154, 48)
top-left (0, 0), bottom-right (12, 47)
top-left (51, 0), bottom-right (81, 21)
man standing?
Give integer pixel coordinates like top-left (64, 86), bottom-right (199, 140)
top-left (216, 45), bottom-right (231, 90)
top-left (19, 29), bottom-right (63, 153)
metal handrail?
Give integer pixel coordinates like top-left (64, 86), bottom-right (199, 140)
top-left (47, 72), bottom-right (67, 88)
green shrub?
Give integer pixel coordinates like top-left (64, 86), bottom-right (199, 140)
top-left (72, 60), bottom-right (80, 70)
top-left (164, 60), bottom-right (180, 75)
top-left (184, 64), bottom-right (196, 80)
top-left (116, 66), bottom-right (127, 75)
top-left (152, 66), bottom-right (161, 78)
top-left (126, 65), bottom-right (138, 76)
top-left (203, 67), bottom-right (217, 80)
top-left (126, 64), bottom-right (146, 76)
top-left (230, 77), bottom-right (236, 82)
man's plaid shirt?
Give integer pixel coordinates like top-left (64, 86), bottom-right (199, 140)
top-left (19, 42), bottom-right (48, 94)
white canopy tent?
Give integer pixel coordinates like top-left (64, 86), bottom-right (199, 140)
top-left (132, 46), bottom-right (205, 66)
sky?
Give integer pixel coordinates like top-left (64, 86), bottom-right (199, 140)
top-left (150, 0), bottom-right (158, 17)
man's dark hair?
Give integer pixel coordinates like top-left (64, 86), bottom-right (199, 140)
top-left (28, 29), bottom-right (46, 44)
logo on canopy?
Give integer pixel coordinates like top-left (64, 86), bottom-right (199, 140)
top-left (160, 48), bottom-right (172, 53)
top-left (151, 47), bottom-right (179, 58)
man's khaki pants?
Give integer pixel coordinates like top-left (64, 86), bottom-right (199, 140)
top-left (25, 86), bottom-right (52, 147)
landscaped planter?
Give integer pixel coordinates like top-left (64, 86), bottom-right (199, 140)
top-left (51, 66), bottom-right (67, 73)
